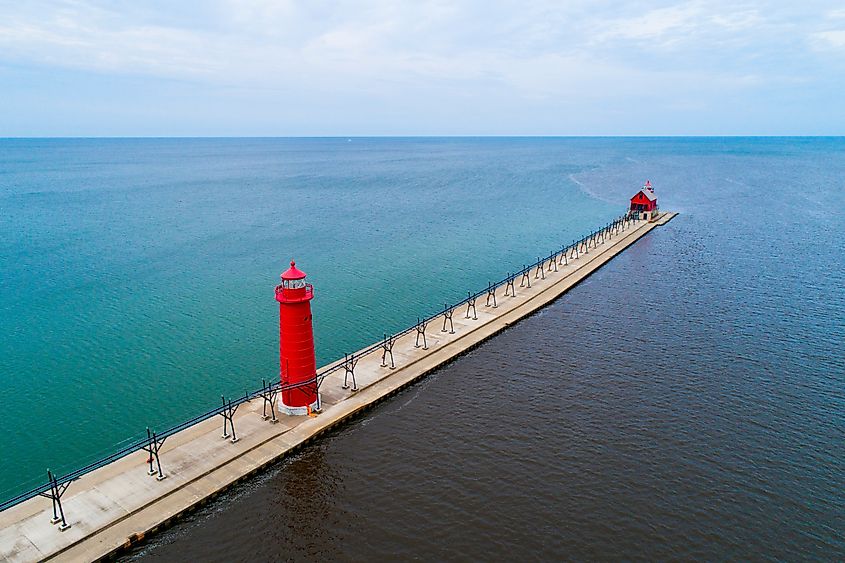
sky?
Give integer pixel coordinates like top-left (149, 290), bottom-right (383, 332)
top-left (0, 0), bottom-right (843, 136)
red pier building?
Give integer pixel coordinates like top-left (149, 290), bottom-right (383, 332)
top-left (275, 260), bottom-right (319, 415)
top-left (630, 180), bottom-right (659, 222)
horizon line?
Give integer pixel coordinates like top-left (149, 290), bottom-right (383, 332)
top-left (2, 134), bottom-right (844, 140)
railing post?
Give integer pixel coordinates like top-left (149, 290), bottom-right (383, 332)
top-left (415, 318), bottom-right (429, 349)
top-left (505, 274), bottom-right (516, 297)
top-left (381, 334), bottom-right (396, 368)
top-left (486, 282), bottom-right (497, 308)
top-left (48, 470), bottom-right (59, 525)
top-left (260, 379), bottom-right (279, 423)
top-left (465, 292), bottom-right (477, 320)
top-left (143, 427), bottom-right (167, 480)
top-left (534, 257), bottom-right (545, 280)
top-left (520, 265), bottom-right (531, 288)
top-left (218, 397), bottom-right (239, 443)
top-left (343, 353), bottom-right (359, 391)
top-left (442, 304), bottom-right (455, 334)
top-left (50, 471), bottom-right (69, 531)
top-left (152, 431), bottom-right (166, 480)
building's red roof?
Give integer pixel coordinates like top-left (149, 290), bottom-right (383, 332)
top-left (632, 188), bottom-right (657, 202)
top-left (281, 260), bottom-right (307, 280)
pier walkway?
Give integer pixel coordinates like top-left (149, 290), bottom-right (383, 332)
top-left (1, 212), bottom-right (676, 562)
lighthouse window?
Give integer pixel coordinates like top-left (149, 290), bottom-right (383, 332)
top-left (284, 279), bottom-right (306, 289)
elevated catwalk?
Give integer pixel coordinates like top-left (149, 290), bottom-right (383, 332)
top-left (1, 213), bottom-right (677, 562)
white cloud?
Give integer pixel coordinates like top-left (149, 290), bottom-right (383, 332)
top-left (590, 2), bottom-right (762, 50)
top-left (0, 1), bottom-right (789, 84)
top-left (810, 29), bottom-right (845, 50)
top-left (592, 3), bottom-right (705, 44)
top-left (0, 3), bottom-right (223, 76)
top-left (0, 0), bottom-right (843, 134)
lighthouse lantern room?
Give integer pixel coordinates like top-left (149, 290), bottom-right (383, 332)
top-left (275, 260), bottom-right (319, 415)
top-left (629, 180), bottom-right (659, 222)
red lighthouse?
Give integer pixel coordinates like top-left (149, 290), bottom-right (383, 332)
top-left (275, 260), bottom-right (319, 415)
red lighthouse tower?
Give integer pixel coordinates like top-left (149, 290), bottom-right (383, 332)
top-left (275, 260), bottom-right (319, 415)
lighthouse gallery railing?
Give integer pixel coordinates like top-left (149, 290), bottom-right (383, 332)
top-left (0, 210), bottom-right (642, 513)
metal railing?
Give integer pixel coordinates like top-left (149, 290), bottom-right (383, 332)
top-left (0, 210), bottom-right (641, 516)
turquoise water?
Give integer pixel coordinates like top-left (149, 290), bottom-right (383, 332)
top-left (1, 138), bottom-right (620, 498)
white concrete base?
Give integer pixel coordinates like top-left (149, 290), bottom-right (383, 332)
top-left (278, 395), bottom-right (321, 416)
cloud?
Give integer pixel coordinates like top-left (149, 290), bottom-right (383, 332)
top-left (809, 8), bottom-right (845, 51)
top-left (0, 1), bottom-right (792, 83)
top-left (810, 29), bottom-right (845, 50)
top-left (0, 0), bottom-right (843, 134)
top-left (589, 2), bottom-right (762, 50)
top-left (0, 3), bottom-right (222, 76)
top-left (592, 3), bottom-right (705, 45)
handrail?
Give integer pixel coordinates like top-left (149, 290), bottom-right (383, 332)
top-left (0, 210), bottom-right (635, 512)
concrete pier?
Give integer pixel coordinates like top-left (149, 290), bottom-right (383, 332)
top-left (0, 212), bottom-right (677, 562)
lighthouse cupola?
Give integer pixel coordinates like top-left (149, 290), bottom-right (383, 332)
top-left (274, 260), bottom-right (319, 416)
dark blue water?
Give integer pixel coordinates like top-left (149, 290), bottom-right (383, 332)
top-left (2, 138), bottom-right (843, 559)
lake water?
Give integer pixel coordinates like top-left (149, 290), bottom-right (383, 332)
top-left (1, 138), bottom-right (843, 559)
